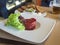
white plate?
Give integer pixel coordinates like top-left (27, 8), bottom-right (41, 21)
top-left (0, 14), bottom-right (56, 44)
top-left (15, 10), bottom-right (47, 17)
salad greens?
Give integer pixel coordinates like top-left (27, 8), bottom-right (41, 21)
top-left (26, 8), bottom-right (34, 12)
top-left (5, 13), bottom-right (25, 30)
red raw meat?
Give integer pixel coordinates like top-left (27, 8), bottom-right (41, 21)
top-left (23, 18), bottom-right (36, 30)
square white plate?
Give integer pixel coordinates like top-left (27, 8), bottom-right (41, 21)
top-left (0, 14), bottom-right (56, 44)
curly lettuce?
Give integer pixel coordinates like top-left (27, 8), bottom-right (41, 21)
top-left (5, 13), bottom-right (25, 30)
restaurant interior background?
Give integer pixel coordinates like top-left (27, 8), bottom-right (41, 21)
top-left (0, 0), bottom-right (60, 45)
top-left (0, 0), bottom-right (53, 18)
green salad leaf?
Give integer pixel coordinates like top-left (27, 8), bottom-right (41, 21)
top-left (5, 13), bottom-right (25, 30)
top-left (26, 8), bottom-right (34, 12)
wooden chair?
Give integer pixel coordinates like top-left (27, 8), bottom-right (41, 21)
top-left (32, 0), bottom-right (42, 6)
top-left (36, 0), bottom-right (42, 6)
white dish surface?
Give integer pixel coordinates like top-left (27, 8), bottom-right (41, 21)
top-left (0, 14), bottom-right (56, 43)
top-left (15, 10), bottom-right (47, 17)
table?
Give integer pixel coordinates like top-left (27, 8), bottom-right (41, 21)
top-left (0, 6), bottom-right (60, 45)
top-left (36, 6), bottom-right (60, 45)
